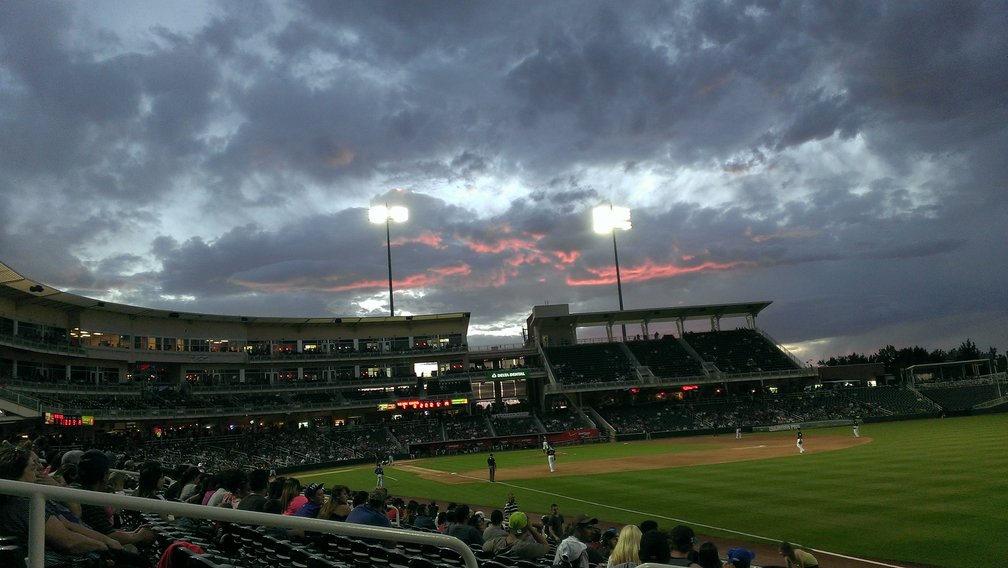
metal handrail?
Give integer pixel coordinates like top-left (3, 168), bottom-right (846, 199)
top-left (0, 479), bottom-right (478, 568)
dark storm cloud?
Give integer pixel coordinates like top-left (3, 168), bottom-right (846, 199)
top-left (0, 1), bottom-right (1006, 357)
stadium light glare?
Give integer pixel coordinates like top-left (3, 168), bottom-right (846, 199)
top-left (592, 205), bottom-right (631, 234)
top-left (592, 204), bottom-right (631, 341)
top-left (369, 203), bottom-right (409, 317)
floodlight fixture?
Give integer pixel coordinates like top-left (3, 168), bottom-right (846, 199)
top-left (593, 205), bottom-right (632, 234)
top-left (370, 204), bottom-right (409, 224)
top-left (368, 203), bottom-right (409, 316)
top-left (593, 204), bottom-right (632, 341)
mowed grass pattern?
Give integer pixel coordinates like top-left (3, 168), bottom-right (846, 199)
top-left (301, 414), bottom-right (1008, 567)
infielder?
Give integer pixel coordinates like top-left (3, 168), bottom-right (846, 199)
top-left (546, 445), bottom-right (556, 472)
top-left (796, 429), bottom-right (805, 454)
top-left (375, 462), bottom-right (384, 487)
top-left (853, 421), bottom-right (860, 438)
top-left (735, 425), bottom-right (742, 439)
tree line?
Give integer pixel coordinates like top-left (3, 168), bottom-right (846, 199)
top-left (817, 339), bottom-right (1006, 377)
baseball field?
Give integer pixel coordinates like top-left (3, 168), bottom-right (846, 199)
top-left (300, 413), bottom-right (1008, 568)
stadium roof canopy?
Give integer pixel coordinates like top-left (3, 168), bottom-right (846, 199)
top-left (527, 301), bottom-right (773, 329)
top-left (0, 261), bottom-right (468, 326)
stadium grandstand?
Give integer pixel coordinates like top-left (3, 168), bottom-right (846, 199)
top-left (2, 260), bottom-right (1006, 568)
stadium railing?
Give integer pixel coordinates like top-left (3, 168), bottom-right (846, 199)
top-left (0, 479), bottom-right (479, 568)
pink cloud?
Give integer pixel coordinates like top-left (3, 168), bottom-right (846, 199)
top-left (391, 231), bottom-right (445, 249)
top-left (566, 259), bottom-right (750, 286)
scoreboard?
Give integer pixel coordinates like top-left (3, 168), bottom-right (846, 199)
top-left (43, 413), bottom-right (94, 427)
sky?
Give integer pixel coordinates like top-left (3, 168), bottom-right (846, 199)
top-left (1, 1), bottom-right (1006, 363)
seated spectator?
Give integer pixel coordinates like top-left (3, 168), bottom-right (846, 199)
top-left (165, 466), bottom-right (201, 502)
top-left (198, 473), bottom-right (221, 506)
top-left (638, 530), bottom-right (671, 564)
top-left (606, 525), bottom-right (642, 568)
top-left (668, 525), bottom-right (701, 567)
top-left (779, 541), bottom-right (819, 568)
top-left (237, 469), bottom-right (269, 512)
top-left (483, 509), bottom-right (506, 542)
top-left (413, 503), bottom-right (436, 531)
top-left (135, 461), bottom-right (166, 499)
top-left (0, 444), bottom-right (112, 566)
top-left (261, 498), bottom-right (300, 540)
top-left (207, 469), bottom-right (246, 508)
top-left (446, 504), bottom-right (483, 547)
top-left (695, 541), bottom-right (721, 568)
top-left (293, 483), bottom-right (325, 518)
top-left (76, 450), bottom-right (156, 548)
top-left (483, 511), bottom-right (549, 560)
top-left (346, 488), bottom-right (392, 528)
top-left (317, 485), bottom-right (351, 521)
top-left (726, 547), bottom-right (755, 568)
top-left (281, 478), bottom-right (307, 515)
top-left (596, 527), bottom-right (618, 560)
top-left (553, 513), bottom-right (600, 568)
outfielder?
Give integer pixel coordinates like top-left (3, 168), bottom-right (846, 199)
top-left (796, 429), bottom-right (805, 454)
top-left (546, 445), bottom-right (556, 472)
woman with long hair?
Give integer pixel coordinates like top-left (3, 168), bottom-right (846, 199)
top-left (606, 525), bottom-right (642, 568)
top-left (696, 541), bottom-right (722, 568)
top-left (280, 477), bottom-right (306, 515)
top-left (135, 461), bottom-right (166, 499)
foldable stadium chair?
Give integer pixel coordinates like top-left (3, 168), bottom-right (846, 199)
top-left (307, 556), bottom-right (345, 568)
top-left (481, 559), bottom-right (514, 568)
top-left (420, 543), bottom-right (442, 562)
top-left (291, 547), bottom-right (314, 568)
top-left (473, 549), bottom-right (495, 562)
top-left (366, 542), bottom-right (390, 568)
top-left (438, 547), bottom-right (464, 567)
top-left (406, 557), bottom-right (440, 568)
top-left (399, 541), bottom-right (423, 557)
top-left (387, 549), bottom-right (410, 568)
top-left (0, 536), bottom-right (26, 568)
top-left (350, 539), bottom-right (373, 567)
top-left (331, 535), bottom-right (357, 565)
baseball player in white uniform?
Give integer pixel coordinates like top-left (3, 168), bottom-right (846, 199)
top-left (796, 429), bottom-right (805, 454)
top-left (547, 445), bottom-right (556, 472)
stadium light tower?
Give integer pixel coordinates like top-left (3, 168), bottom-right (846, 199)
top-left (368, 204), bottom-right (409, 317)
top-left (593, 204), bottom-right (631, 341)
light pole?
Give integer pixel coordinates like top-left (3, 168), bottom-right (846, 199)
top-left (593, 204), bottom-right (632, 341)
top-left (368, 204), bottom-right (408, 316)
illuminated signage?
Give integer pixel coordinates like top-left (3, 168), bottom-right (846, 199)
top-left (682, 385), bottom-right (699, 391)
top-left (44, 413), bottom-right (92, 427)
top-left (487, 369), bottom-right (528, 380)
top-left (378, 398), bottom-right (468, 411)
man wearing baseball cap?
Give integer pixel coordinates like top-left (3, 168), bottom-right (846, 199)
top-left (483, 511), bottom-right (549, 560)
top-left (668, 524), bottom-right (702, 567)
top-left (726, 547), bottom-right (756, 568)
top-left (553, 513), bottom-right (602, 568)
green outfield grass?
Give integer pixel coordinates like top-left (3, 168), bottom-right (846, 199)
top-left (300, 413), bottom-right (1008, 568)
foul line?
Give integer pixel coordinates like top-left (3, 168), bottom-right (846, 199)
top-left (452, 472), bottom-right (907, 568)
